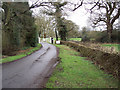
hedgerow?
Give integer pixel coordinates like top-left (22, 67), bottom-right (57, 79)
top-left (60, 41), bottom-right (120, 79)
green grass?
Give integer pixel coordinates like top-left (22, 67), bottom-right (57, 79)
top-left (69, 38), bottom-right (82, 41)
top-left (102, 44), bottom-right (120, 51)
top-left (0, 44), bottom-right (42, 64)
top-left (46, 45), bottom-right (118, 88)
top-left (53, 38), bottom-right (61, 41)
top-left (46, 38), bottom-right (81, 42)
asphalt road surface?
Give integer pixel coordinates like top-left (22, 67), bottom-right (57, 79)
top-left (2, 42), bottom-right (58, 88)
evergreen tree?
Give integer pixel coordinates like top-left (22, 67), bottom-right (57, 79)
top-left (44, 2), bottom-right (68, 41)
top-left (54, 2), bottom-right (68, 41)
top-left (2, 2), bottom-right (38, 54)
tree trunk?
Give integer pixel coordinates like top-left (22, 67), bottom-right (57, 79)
top-left (61, 36), bottom-right (66, 41)
top-left (55, 29), bottom-right (58, 41)
top-left (60, 33), bottom-right (66, 41)
top-left (107, 24), bottom-right (113, 43)
top-left (59, 28), bottom-right (67, 41)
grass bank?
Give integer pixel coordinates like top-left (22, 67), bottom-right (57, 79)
top-left (1, 44), bottom-right (42, 64)
top-left (46, 45), bottom-right (118, 88)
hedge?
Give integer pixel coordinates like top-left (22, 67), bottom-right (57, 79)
top-left (60, 41), bottom-right (120, 79)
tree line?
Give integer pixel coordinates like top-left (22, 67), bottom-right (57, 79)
top-left (1, 1), bottom-right (79, 55)
top-left (1, 0), bottom-right (120, 55)
top-left (31, 0), bottom-right (120, 42)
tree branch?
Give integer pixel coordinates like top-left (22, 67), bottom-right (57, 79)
top-left (111, 8), bottom-right (120, 24)
top-left (109, 2), bottom-right (116, 15)
top-left (73, 0), bottom-right (84, 11)
top-left (90, 0), bottom-right (100, 11)
top-left (3, 2), bottom-right (53, 27)
top-left (29, 2), bottom-right (53, 9)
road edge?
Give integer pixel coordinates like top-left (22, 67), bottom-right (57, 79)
top-left (37, 45), bottom-right (60, 88)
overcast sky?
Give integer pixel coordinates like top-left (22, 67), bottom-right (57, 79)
top-left (29, 0), bottom-right (90, 30)
top-left (66, 7), bottom-right (90, 29)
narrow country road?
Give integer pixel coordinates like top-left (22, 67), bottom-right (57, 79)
top-left (2, 42), bottom-right (58, 88)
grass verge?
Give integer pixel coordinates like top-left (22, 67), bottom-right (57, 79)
top-left (0, 44), bottom-right (42, 64)
top-left (46, 44), bottom-right (118, 88)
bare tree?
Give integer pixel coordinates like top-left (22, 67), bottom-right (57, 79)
top-left (87, 1), bottom-right (120, 42)
top-left (73, 0), bottom-right (120, 42)
top-left (35, 13), bottom-right (55, 38)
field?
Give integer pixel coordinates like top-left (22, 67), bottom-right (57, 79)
top-left (69, 38), bottom-right (82, 41)
top-left (46, 45), bottom-right (118, 88)
top-left (101, 44), bottom-right (120, 52)
top-left (40, 38), bottom-right (82, 42)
